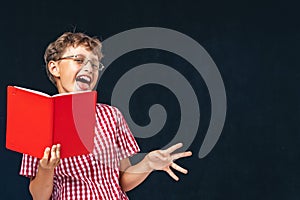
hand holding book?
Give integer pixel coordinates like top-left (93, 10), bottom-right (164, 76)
top-left (39, 144), bottom-right (61, 170)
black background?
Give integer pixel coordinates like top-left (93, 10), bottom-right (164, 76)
top-left (0, 0), bottom-right (299, 199)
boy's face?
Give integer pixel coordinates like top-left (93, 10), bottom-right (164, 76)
top-left (49, 46), bottom-right (100, 93)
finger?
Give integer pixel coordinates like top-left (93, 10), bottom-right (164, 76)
top-left (43, 147), bottom-right (51, 160)
top-left (39, 147), bottom-right (50, 168)
top-left (170, 162), bottom-right (188, 174)
top-left (49, 145), bottom-right (59, 166)
top-left (164, 143), bottom-right (183, 154)
top-left (165, 168), bottom-right (179, 181)
top-left (55, 144), bottom-right (61, 166)
top-left (56, 144), bottom-right (61, 159)
top-left (40, 147), bottom-right (51, 167)
top-left (171, 151), bottom-right (192, 161)
top-left (51, 145), bottom-right (57, 159)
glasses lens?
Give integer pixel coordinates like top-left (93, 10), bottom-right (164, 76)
top-left (74, 55), bottom-right (85, 65)
top-left (99, 63), bottom-right (105, 71)
top-left (81, 56), bottom-right (101, 71)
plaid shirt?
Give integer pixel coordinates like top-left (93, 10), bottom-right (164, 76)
top-left (20, 104), bottom-right (140, 200)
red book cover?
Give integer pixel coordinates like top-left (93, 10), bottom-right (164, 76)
top-left (6, 86), bottom-right (97, 159)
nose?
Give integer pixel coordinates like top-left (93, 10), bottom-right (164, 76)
top-left (82, 61), bottom-right (93, 73)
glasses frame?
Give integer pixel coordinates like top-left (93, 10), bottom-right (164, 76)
top-left (57, 54), bottom-right (104, 71)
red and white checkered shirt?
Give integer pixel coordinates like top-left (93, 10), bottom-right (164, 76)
top-left (20, 104), bottom-right (140, 200)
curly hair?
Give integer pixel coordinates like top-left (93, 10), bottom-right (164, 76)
top-left (44, 32), bottom-right (103, 85)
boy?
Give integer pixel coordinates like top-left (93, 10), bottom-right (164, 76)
top-left (20, 32), bottom-right (192, 200)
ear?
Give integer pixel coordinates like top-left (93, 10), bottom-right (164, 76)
top-left (48, 60), bottom-right (60, 78)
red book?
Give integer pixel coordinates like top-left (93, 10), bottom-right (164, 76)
top-left (6, 86), bottom-right (97, 159)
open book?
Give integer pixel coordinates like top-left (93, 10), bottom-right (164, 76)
top-left (6, 86), bottom-right (97, 158)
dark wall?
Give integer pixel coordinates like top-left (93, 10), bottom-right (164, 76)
top-left (0, 0), bottom-right (299, 199)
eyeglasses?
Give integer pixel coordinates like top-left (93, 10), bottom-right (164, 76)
top-left (57, 54), bottom-right (104, 71)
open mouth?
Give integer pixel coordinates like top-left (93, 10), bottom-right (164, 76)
top-left (75, 75), bottom-right (92, 91)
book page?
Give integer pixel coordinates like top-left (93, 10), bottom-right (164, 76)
top-left (13, 86), bottom-right (93, 98)
top-left (14, 86), bottom-right (50, 97)
top-left (52, 90), bottom-right (93, 97)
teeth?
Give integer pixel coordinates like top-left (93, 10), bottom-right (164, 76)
top-left (76, 75), bottom-right (91, 84)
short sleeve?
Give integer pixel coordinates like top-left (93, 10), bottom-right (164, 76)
top-left (19, 154), bottom-right (39, 178)
top-left (114, 108), bottom-right (140, 160)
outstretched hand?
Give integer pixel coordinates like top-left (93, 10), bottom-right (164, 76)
top-left (39, 144), bottom-right (61, 170)
top-left (145, 143), bottom-right (192, 181)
